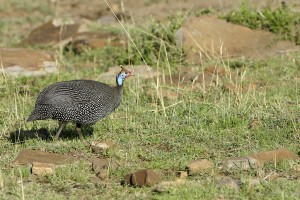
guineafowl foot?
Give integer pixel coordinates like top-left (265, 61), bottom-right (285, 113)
top-left (76, 123), bottom-right (91, 147)
top-left (54, 122), bottom-right (67, 139)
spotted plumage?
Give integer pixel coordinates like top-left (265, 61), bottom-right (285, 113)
top-left (27, 66), bottom-right (134, 140)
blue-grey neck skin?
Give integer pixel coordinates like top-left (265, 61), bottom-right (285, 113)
top-left (116, 73), bottom-right (125, 87)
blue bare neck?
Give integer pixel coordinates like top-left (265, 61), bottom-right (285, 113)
top-left (116, 74), bottom-right (125, 87)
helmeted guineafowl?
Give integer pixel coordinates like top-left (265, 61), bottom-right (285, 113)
top-left (27, 65), bottom-right (134, 140)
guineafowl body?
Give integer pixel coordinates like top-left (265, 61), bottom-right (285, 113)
top-left (27, 66), bottom-right (134, 140)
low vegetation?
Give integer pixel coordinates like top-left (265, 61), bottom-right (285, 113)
top-left (223, 2), bottom-right (300, 44)
top-left (0, 1), bottom-right (299, 199)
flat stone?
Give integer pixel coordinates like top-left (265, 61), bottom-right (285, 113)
top-left (222, 156), bottom-right (261, 171)
top-left (20, 18), bottom-right (87, 47)
top-left (11, 149), bottom-right (76, 166)
top-left (153, 179), bottom-right (186, 193)
top-left (175, 16), bottom-right (299, 62)
top-left (176, 171), bottom-right (188, 179)
top-left (249, 148), bottom-right (299, 164)
top-left (65, 32), bottom-right (125, 54)
top-left (32, 162), bottom-right (55, 176)
top-left (293, 164), bottom-right (300, 172)
top-left (187, 159), bottom-right (214, 175)
top-left (97, 169), bottom-right (108, 180)
top-left (92, 158), bottom-right (109, 173)
top-left (91, 140), bottom-right (116, 154)
top-left (124, 169), bottom-right (161, 187)
top-left (0, 48), bottom-right (57, 76)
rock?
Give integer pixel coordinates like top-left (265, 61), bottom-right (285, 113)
top-left (92, 157), bottom-right (109, 179)
top-left (91, 140), bottom-right (116, 154)
top-left (0, 48), bottom-right (57, 76)
top-left (293, 164), bottom-right (300, 172)
top-left (187, 159), bottom-right (214, 175)
top-left (153, 179), bottom-right (186, 193)
top-left (0, 169), bottom-right (3, 188)
top-left (249, 148), bottom-right (299, 164)
top-left (31, 162), bottom-right (55, 176)
top-left (222, 156), bottom-right (261, 171)
top-left (176, 171), bottom-right (188, 179)
top-left (98, 65), bottom-right (160, 82)
top-left (221, 148), bottom-right (299, 171)
top-left (97, 169), bottom-right (109, 180)
top-left (20, 19), bottom-right (88, 47)
top-left (65, 32), bottom-right (125, 54)
top-left (97, 15), bottom-right (117, 25)
top-left (175, 16), bottom-right (299, 62)
top-left (124, 169), bottom-right (161, 187)
top-left (217, 176), bottom-right (240, 190)
top-left (11, 149), bottom-right (76, 166)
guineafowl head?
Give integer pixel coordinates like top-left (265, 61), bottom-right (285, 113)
top-left (116, 65), bottom-right (134, 86)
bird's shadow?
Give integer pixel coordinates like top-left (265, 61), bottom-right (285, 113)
top-left (9, 126), bottom-right (94, 144)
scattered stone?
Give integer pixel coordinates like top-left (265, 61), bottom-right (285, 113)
top-left (11, 149), bottom-right (76, 166)
top-left (0, 169), bottom-right (3, 188)
top-left (20, 19), bottom-right (88, 47)
top-left (221, 148), bottom-right (299, 171)
top-left (217, 176), bottom-right (240, 190)
top-left (0, 48), bottom-right (57, 76)
top-left (249, 148), bottom-right (299, 164)
top-left (176, 171), bottom-right (188, 179)
top-left (153, 179), bottom-right (186, 193)
top-left (92, 158), bottom-right (109, 180)
top-left (96, 169), bottom-right (108, 180)
top-left (222, 156), bottom-right (261, 171)
top-left (187, 159), bottom-right (214, 175)
top-left (91, 140), bottom-right (116, 154)
top-left (175, 16), bottom-right (299, 62)
top-left (124, 169), bottom-right (161, 187)
top-left (65, 32), bottom-right (124, 54)
top-left (31, 162), bottom-right (55, 176)
top-left (293, 164), bottom-right (300, 172)
top-left (92, 158), bottom-right (109, 172)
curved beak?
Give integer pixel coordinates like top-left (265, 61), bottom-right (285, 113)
top-left (127, 71), bottom-right (134, 77)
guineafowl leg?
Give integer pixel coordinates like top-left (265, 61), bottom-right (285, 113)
top-left (75, 123), bottom-right (85, 140)
top-left (55, 122), bottom-right (67, 139)
top-left (75, 123), bottom-right (91, 147)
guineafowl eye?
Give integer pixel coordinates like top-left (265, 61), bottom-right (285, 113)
top-left (27, 65), bottom-right (134, 142)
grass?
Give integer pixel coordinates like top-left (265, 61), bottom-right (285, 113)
top-left (223, 2), bottom-right (300, 44)
top-left (0, 1), bottom-right (300, 199)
